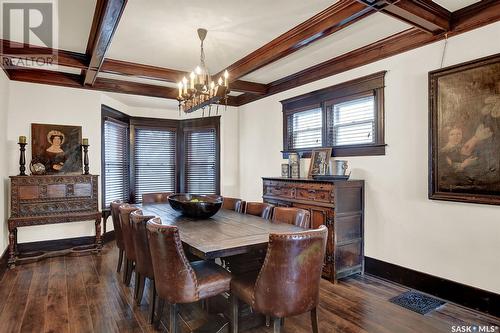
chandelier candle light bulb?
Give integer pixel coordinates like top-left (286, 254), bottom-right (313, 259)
top-left (190, 72), bottom-right (195, 89)
top-left (182, 77), bottom-right (188, 95)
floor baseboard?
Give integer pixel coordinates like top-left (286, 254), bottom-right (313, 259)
top-left (365, 256), bottom-right (500, 318)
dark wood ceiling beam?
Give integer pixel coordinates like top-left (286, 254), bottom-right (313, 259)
top-left (0, 39), bottom-right (89, 68)
top-left (236, 0), bottom-right (500, 106)
top-left (229, 80), bottom-right (268, 95)
top-left (218, 0), bottom-right (374, 81)
top-left (84, 0), bottom-right (127, 86)
top-left (357, 0), bottom-right (451, 34)
top-left (451, 0), bottom-right (500, 33)
top-left (7, 66), bottom-right (239, 106)
top-left (1, 43), bottom-right (268, 95)
top-left (101, 58), bottom-right (268, 95)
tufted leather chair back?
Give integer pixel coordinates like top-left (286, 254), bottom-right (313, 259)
top-left (253, 225), bottom-right (328, 318)
top-left (130, 210), bottom-right (156, 279)
top-left (244, 202), bottom-right (274, 220)
top-left (110, 200), bottom-right (124, 250)
top-left (272, 207), bottom-right (310, 229)
top-left (222, 197), bottom-right (245, 213)
top-left (142, 192), bottom-right (172, 204)
top-left (146, 218), bottom-right (199, 304)
top-left (119, 204), bottom-right (139, 261)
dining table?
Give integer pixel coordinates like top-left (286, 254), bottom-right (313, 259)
top-left (138, 202), bottom-right (304, 260)
top-left (137, 202), bottom-right (304, 332)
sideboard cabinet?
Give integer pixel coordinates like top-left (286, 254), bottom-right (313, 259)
top-left (262, 177), bottom-right (364, 282)
top-left (8, 175), bottom-right (102, 267)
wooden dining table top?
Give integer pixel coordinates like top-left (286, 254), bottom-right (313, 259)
top-left (137, 203), bottom-right (303, 260)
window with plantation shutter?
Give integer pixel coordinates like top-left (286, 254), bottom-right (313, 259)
top-left (184, 127), bottom-right (219, 195)
top-left (103, 119), bottom-right (129, 207)
top-left (327, 95), bottom-right (376, 146)
top-left (134, 128), bottom-right (176, 203)
top-left (282, 72), bottom-right (385, 157)
top-left (286, 107), bottom-right (322, 150)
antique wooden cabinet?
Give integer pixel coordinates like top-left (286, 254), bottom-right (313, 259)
top-left (8, 175), bottom-right (102, 267)
top-left (262, 177), bottom-right (364, 282)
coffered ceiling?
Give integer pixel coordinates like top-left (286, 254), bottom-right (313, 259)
top-left (106, 0), bottom-right (336, 74)
top-left (240, 13), bottom-right (411, 84)
top-left (433, 0), bottom-right (481, 11)
top-left (1, 0), bottom-right (499, 108)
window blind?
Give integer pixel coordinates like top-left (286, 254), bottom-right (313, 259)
top-left (287, 107), bottom-right (322, 149)
top-left (184, 128), bottom-right (217, 195)
top-left (103, 119), bottom-right (129, 207)
top-left (329, 95), bottom-right (375, 146)
top-left (134, 128), bottom-right (176, 203)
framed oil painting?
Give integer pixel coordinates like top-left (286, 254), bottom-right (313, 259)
top-left (31, 123), bottom-right (83, 174)
top-left (429, 54), bottom-right (500, 205)
top-left (308, 148), bottom-right (332, 178)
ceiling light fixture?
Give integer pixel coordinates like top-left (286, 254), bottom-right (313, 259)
top-left (177, 28), bottom-right (229, 115)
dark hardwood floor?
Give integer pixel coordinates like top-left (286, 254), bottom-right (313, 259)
top-left (0, 242), bottom-right (498, 333)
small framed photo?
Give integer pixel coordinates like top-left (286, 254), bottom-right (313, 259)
top-left (308, 148), bottom-right (332, 178)
top-left (281, 163), bottom-right (290, 178)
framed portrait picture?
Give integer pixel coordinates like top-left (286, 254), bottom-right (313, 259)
top-left (308, 148), bottom-right (332, 178)
top-left (31, 123), bottom-right (83, 174)
top-left (429, 53), bottom-right (500, 205)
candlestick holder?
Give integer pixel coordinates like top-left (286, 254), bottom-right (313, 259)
top-left (82, 144), bottom-right (90, 175)
top-left (18, 142), bottom-right (27, 176)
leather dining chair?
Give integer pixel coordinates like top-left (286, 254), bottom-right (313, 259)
top-left (130, 210), bottom-right (157, 324)
top-left (222, 197), bottom-right (245, 213)
top-left (110, 200), bottom-right (125, 273)
top-left (230, 225), bottom-right (328, 333)
top-left (272, 207), bottom-right (310, 229)
top-left (146, 218), bottom-right (232, 332)
top-left (142, 192), bottom-right (171, 204)
top-left (119, 204), bottom-right (139, 287)
top-left (244, 202), bottom-right (274, 220)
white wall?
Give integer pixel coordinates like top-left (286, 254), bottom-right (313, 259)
top-left (239, 22), bottom-right (500, 294)
top-left (0, 71), bottom-right (9, 252)
top-left (4, 83), bottom-right (239, 243)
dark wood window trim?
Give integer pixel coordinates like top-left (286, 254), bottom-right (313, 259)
top-left (101, 105), bottom-right (221, 206)
top-left (101, 105), bottom-right (131, 208)
top-left (281, 71), bottom-right (386, 158)
top-left (178, 117), bottom-right (221, 195)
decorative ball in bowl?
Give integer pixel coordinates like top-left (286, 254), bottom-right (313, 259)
top-left (168, 194), bottom-right (223, 219)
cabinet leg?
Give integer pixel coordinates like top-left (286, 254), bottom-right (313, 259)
top-left (8, 228), bottom-right (17, 268)
top-left (95, 217), bottom-right (102, 250)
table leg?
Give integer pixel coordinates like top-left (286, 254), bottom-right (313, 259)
top-left (8, 227), bottom-right (17, 268)
top-left (14, 228), bottom-right (18, 255)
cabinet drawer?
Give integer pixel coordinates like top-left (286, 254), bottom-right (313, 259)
top-left (19, 199), bottom-right (96, 217)
top-left (295, 188), bottom-right (331, 203)
top-left (264, 185), bottom-right (295, 198)
top-left (336, 214), bottom-right (362, 244)
top-left (335, 241), bottom-right (362, 271)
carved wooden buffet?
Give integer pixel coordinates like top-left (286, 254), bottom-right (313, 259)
top-left (8, 175), bottom-right (102, 267)
top-left (262, 177), bottom-right (365, 282)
